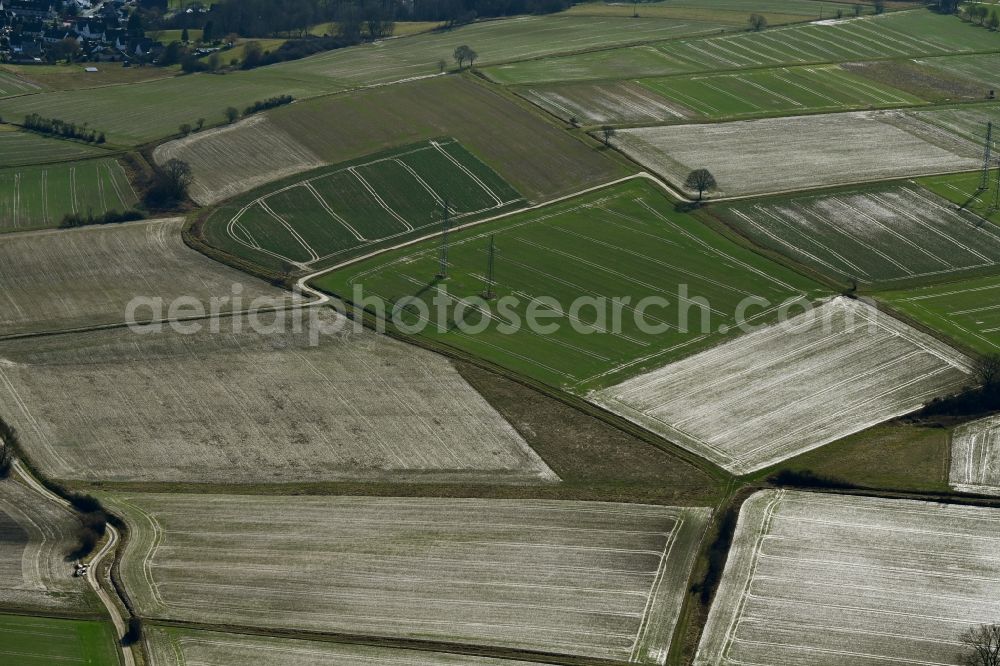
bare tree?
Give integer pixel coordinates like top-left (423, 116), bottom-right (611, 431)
top-left (974, 354), bottom-right (1000, 392)
top-left (145, 159), bottom-right (193, 208)
top-left (685, 168), bottom-right (717, 201)
top-left (600, 125), bottom-right (617, 146)
top-left (960, 624), bottom-right (1000, 666)
top-left (748, 13), bottom-right (767, 31)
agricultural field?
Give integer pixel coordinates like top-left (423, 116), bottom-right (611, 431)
top-left (0, 14), bottom-right (725, 145)
top-left (716, 185), bottom-right (1000, 286)
top-left (153, 115), bottom-right (324, 205)
top-left (0, 68), bottom-right (43, 96)
top-left (592, 298), bottom-right (973, 475)
top-left (903, 101), bottom-right (1000, 145)
top-left (284, 14), bottom-right (725, 83)
top-left (0, 66), bottom-right (341, 146)
top-left (241, 76), bottom-right (623, 202)
top-left (207, 140), bottom-right (521, 270)
top-left (921, 168), bottom-right (1000, 222)
top-left (637, 65), bottom-right (924, 120)
top-left (0, 310), bottom-right (556, 484)
top-left (611, 110), bottom-right (982, 198)
top-left (696, 490), bottom-right (1000, 665)
top-left (520, 64), bottom-right (927, 126)
top-left (0, 62), bottom-right (173, 93)
top-left (842, 58), bottom-right (990, 102)
top-left (181, 76), bottom-right (623, 220)
top-left (562, 0), bottom-right (878, 25)
top-left (314, 178), bottom-right (827, 391)
top-left (109, 493), bottom-right (710, 662)
top-left (517, 81), bottom-right (693, 125)
top-left (920, 52), bottom-right (1000, 92)
top-left (147, 626), bottom-right (556, 666)
top-left (0, 218), bottom-right (295, 337)
top-left (484, 10), bottom-right (996, 85)
top-left (0, 477), bottom-right (96, 612)
top-left (0, 615), bottom-right (120, 666)
top-left (879, 272), bottom-right (1000, 355)
top-left (0, 158), bottom-right (137, 232)
top-left (0, 126), bottom-right (111, 168)
top-left (951, 415), bottom-right (1000, 496)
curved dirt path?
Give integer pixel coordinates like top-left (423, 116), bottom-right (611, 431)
top-left (12, 459), bottom-right (136, 666)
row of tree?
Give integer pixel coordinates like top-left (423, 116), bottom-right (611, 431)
top-left (962, 3), bottom-right (1000, 30)
top-left (22, 114), bottom-right (107, 144)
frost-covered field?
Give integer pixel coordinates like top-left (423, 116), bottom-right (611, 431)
top-left (0, 311), bottom-right (555, 484)
top-left (612, 110), bottom-right (981, 197)
top-left (0, 218), bottom-right (294, 337)
top-left (696, 490), bottom-right (1000, 665)
top-left (153, 115), bottom-right (324, 206)
top-left (112, 494), bottom-right (710, 663)
top-left (593, 298), bottom-right (971, 474)
top-left (146, 627), bottom-right (558, 665)
top-left (518, 82), bottom-right (691, 125)
top-left (950, 415), bottom-right (1000, 496)
top-left (0, 477), bottom-right (94, 612)
top-left (721, 186), bottom-right (1000, 284)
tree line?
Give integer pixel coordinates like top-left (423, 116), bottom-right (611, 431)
top-left (22, 114), bottom-right (107, 144)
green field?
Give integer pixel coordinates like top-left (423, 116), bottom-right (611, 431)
top-left (0, 615), bottom-right (120, 666)
top-left (314, 179), bottom-right (827, 391)
top-left (640, 64), bottom-right (924, 119)
top-left (0, 14), bottom-right (726, 146)
top-left (0, 126), bottom-right (112, 168)
top-left (0, 158), bottom-right (138, 232)
top-left (0, 69), bottom-right (43, 97)
top-left (715, 185), bottom-right (1000, 287)
top-left (204, 139), bottom-right (523, 269)
top-left (920, 168), bottom-right (1000, 225)
top-left (517, 64), bottom-right (925, 125)
top-left (0, 63), bottom-right (174, 94)
top-left (880, 273), bottom-right (1000, 355)
top-left (564, 0), bottom-right (880, 25)
top-left (484, 11), bottom-right (1000, 84)
top-left (919, 52), bottom-right (1000, 91)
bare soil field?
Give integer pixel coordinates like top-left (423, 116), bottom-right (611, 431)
top-left (146, 626), bottom-right (557, 666)
top-left (110, 494), bottom-right (709, 663)
top-left (612, 110), bottom-right (982, 198)
top-left (0, 218), bottom-right (294, 337)
top-left (696, 490), bottom-right (1000, 665)
top-left (950, 415), bottom-right (1000, 496)
top-left (592, 298), bottom-right (972, 475)
top-left (717, 185), bottom-right (1000, 286)
top-left (153, 115), bottom-right (324, 206)
top-left (0, 477), bottom-right (95, 612)
top-left (0, 310), bottom-right (555, 484)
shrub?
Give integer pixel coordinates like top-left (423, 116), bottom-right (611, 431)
top-left (59, 210), bottom-right (145, 229)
